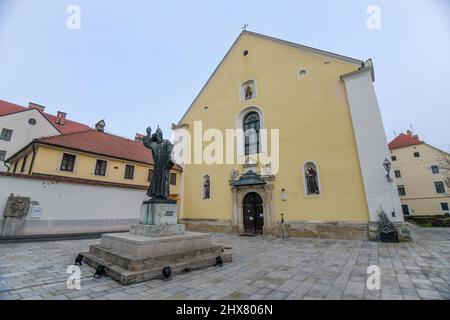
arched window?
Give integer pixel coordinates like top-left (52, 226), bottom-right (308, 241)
top-left (240, 80), bottom-right (256, 101)
top-left (244, 112), bottom-right (260, 155)
top-left (304, 162), bottom-right (321, 195)
top-left (202, 175), bottom-right (211, 200)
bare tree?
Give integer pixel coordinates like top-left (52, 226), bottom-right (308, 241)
top-left (438, 151), bottom-right (450, 188)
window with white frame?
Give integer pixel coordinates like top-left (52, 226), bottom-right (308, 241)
top-left (435, 181), bottom-right (446, 194)
top-left (0, 150), bottom-right (6, 162)
top-left (124, 165), bottom-right (135, 180)
top-left (0, 128), bottom-right (13, 141)
top-left (60, 153), bottom-right (76, 172)
top-left (244, 112), bottom-right (260, 156)
top-left (94, 159), bottom-right (108, 176)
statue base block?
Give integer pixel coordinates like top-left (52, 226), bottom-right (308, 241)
top-left (140, 199), bottom-right (178, 225)
top-left (81, 231), bottom-right (232, 285)
top-left (130, 224), bottom-right (185, 237)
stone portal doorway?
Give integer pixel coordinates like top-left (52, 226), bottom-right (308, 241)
top-left (243, 192), bottom-right (264, 235)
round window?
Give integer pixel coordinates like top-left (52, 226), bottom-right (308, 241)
top-left (203, 106), bottom-right (209, 112)
top-left (28, 118), bottom-right (37, 125)
top-left (298, 69), bottom-right (307, 78)
top-left (243, 50), bottom-right (249, 56)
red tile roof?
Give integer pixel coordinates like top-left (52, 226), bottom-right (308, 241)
top-left (0, 99), bottom-right (25, 116)
top-left (388, 133), bottom-right (424, 150)
top-left (0, 99), bottom-right (91, 134)
top-left (2, 99), bottom-right (182, 170)
top-left (36, 130), bottom-right (182, 170)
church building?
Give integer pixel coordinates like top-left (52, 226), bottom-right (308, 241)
top-left (173, 31), bottom-right (405, 239)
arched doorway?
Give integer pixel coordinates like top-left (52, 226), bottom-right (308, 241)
top-left (243, 192), bottom-right (264, 235)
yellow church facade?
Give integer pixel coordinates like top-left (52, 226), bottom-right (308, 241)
top-left (174, 31), bottom-right (404, 239)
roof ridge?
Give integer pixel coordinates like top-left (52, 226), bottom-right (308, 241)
top-left (99, 130), bottom-right (141, 143)
top-left (0, 99), bottom-right (27, 109)
top-left (38, 128), bottom-right (94, 141)
top-left (38, 128), bottom-right (143, 145)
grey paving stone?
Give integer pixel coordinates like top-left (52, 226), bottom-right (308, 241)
top-left (1, 227), bottom-right (449, 300)
top-left (417, 289), bottom-right (444, 300)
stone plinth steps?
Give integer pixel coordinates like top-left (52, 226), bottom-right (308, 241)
top-left (81, 225), bottom-right (232, 285)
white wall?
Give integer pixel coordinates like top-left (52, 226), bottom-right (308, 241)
top-left (342, 68), bottom-right (404, 222)
top-left (0, 109), bottom-right (59, 171)
top-left (0, 175), bottom-right (147, 236)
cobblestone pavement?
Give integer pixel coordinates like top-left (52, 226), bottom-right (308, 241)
top-left (1, 225), bottom-right (449, 300)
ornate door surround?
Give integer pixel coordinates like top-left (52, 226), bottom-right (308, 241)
top-left (230, 174), bottom-right (275, 235)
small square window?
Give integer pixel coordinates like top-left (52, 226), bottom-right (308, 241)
top-left (0, 128), bottom-right (13, 141)
top-left (414, 152), bottom-right (420, 158)
top-left (435, 181), bottom-right (446, 194)
top-left (402, 204), bottom-right (410, 216)
top-left (431, 165), bottom-right (439, 174)
top-left (395, 170), bottom-right (401, 178)
top-left (170, 172), bottom-right (177, 185)
top-left (124, 165), bottom-right (135, 180)
top-left (94, 160), bottom-right (107, 176)
top-left (60, 153), bottom-right (76, 172)
top-left (397, 185), bottom-right (406, 196)
top-left (391, 156), bottom-right (397, 161)
top-left (441, 203), bottom-right (449, 212)
top-left (0, 150), bottom-right (6, 162)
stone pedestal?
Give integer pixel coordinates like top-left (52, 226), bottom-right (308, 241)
top-left (82, 231), bottom-right (232, 285)
top-left (129, 223), bottom-right (185, 237)
top-left (82, 199), bottom-right (232, 285)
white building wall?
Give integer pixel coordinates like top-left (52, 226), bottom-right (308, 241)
top-left (0, 175), bottom-right (147, 236)
top-left (0, 109), bottom-right (59, 171)
top-left (342, 68), bottom-right (404, 222)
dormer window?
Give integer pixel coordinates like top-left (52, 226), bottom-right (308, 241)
top-left (240, 80), bottom-right (256, 101)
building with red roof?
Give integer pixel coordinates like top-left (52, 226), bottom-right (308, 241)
top-left (0, 99), bottom-right (91, 171)
top-left (388, 131), bottom-right (449, 216)
top-left (1, 99), bottom-right (182, 238)
top-left (5, 124), bottom-right (181, 199)
top-left (388, 130), bottom-right (424, 150)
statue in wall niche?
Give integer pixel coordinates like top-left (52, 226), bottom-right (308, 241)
top-left (230, 169), bottom-right (239, 181)
top-left (245, 86), bottom-right (253, 100)
top-left (203, 176), bottom-right (211, 200)
top-left (261, 162), bottom-right (272, 176)
top-left (3, 194), bottom-right (31, 219)
top-left (143, 126), bottom-right (174, 200)
top-left (305, 164), bottom-right (320, 195)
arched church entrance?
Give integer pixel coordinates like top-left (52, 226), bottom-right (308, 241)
top-left (243, 192), bottom-right (264, 235)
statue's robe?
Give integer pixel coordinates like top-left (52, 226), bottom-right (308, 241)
top-left (306, 169), bottom-right (319, 194)
top-left (144, 137), bottom-right (174, 199)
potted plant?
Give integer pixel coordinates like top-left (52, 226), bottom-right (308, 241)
top-left (377, 208), bottom-right (399, 243)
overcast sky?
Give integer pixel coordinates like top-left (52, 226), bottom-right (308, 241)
top-left (1, 0), bottom-right (449, 150)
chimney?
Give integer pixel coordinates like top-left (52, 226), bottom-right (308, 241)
top-left (56, 111), bottom-right (67, 126)
top-left (95, 120), bottom-right (106, 132)
top-left (135, 133), bottom-right (144, 142)
top-left (406, 130), bottom-right (412, 137)
top-left (28, 102), bottom-right (45, 112)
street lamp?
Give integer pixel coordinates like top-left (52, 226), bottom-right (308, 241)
top-left (383, 158), bottom-right (392, 180)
